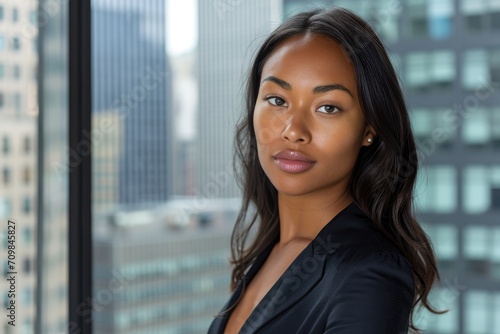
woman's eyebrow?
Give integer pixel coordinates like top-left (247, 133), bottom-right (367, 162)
top-left (261, 75), bottom-right (353, 97)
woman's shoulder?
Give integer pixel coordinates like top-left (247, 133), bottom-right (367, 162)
top-left (313, 202), bottom-right (413, 274)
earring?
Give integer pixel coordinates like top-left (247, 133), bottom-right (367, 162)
top-left (367, 138), bottom-right (373, 143)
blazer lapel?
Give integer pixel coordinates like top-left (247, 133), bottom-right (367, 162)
top-left (239, 243), bottom-right (329, 334)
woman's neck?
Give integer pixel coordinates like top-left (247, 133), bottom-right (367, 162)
top-left (276, 190), bottom-right (352, 248)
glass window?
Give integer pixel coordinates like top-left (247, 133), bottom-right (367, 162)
top-left (411, 108), bottom-right (433, 138)
top-left (428, 0), bottom-right (454, 39)
top-left (463, 166), bottom-right (490, 213)
top-left (465, 290), bottom-right (491, 333)
top-left (2, 167), bottom-right (10, 184)
top-left (23, 136), bottom-right (31, 154)
top-left (0, 6), bottom-right (3, 21)
top-left (0, 92), bottom-right (4, 108)
top-left (462, 49), bottom-right (489, 90)
top-left (490, 49), bottom-right (500, 83)
top-left (11, 37), bottom-right (20, 51)
top-left (12, 8), bottom-right (18, 22)
top-left (406, 52), bottom-right (428, 89)
top-left (417, 286), bottom-right (459, 332)
top-left (0, 64), bottom-right (4, 79)
top-left (2, 136), bottom-right (9, 154)
top-left (430, 51), bottom-right (455, 87)
top-left (415, 166), bottom-right (457, 213)
top-left (462, 108), bottom-right (490, 145)
top-left (22, 196), bottom-right (31, 214)
top-left (461, 0), bottom-right (487, 31)
top-left (407, 0), bottom-right (428, 38)
top-left (0, 35), bottom-right (4, 51)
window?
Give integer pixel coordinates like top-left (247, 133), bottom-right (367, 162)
top-left (462, 108), bottom-right (490, 146)
top-left (24, 258), bottom-right (31, 274)
top-left (406, 50), bottom-right (455, 91)
top-left (23, 136), bottom-right (31, 154)
top-left (406, 0), bottom-right (454, 39)
top-left (12, 8), bottom-right (18, 22)
top-left (415, 165), bottom-right (457, 213)
top-left (0, 6), bottom-right (3, 21)
top-left (0, 35), bottom-right (5, 51)
top-left (22, 196), bottom-right (31, 214)
top-left (463, 166), bottom-right (500, 213)
top-left (2, 136), bottom-right (9, 154)
top-left (0, 64), bottom-right (4, 79)
top-left (2, 167), bottom-right (10, 185)
top-left (0, 92), bottom-right (4, 108)
top-left (462, 49), bottom-right (489, 90)
top-left (461, 0), bottom-right (500, 31)
top-left (11, 37), bottom-right (20, 51)
top-left (23, 167), bottom-right (31, 184)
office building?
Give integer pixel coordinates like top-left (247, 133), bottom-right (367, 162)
top-left (92, 0), bottom-right (173, 211)
top-left (93, 198), bottom-right (239, 333)
top-left (0, 1), bottom-right (38, 333)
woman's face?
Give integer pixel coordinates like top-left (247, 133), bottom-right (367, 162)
top-left (253, 33), bottom-right (375, 198)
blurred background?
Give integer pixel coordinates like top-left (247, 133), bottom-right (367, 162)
top-left (0, 0), bottom-right (499, 333)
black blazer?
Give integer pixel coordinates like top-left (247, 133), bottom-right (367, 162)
top-left (207, 202), bottom-right (414, 334)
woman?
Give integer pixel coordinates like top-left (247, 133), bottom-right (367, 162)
top-left (208, 7), bottom-right (442, 334)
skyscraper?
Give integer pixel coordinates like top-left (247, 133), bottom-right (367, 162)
top-left (196, 0), bottom-right (283, 199)
top-left (92, 0), bottom-right (173, 212)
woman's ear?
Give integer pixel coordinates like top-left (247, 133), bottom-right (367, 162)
top-left (362, 126), bottom-right (376, 146)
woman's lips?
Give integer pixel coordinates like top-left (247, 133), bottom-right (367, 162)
top-left (272, 150), bottom-right (316, 173)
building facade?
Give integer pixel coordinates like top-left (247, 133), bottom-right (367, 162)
top-left (93, 200), bottom-right (238, 334)
top-left (92, 0), bottom-right (173, 210)
top-left (0, 1), bottom-right (38, 333)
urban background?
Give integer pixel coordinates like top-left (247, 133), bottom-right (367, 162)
top-left (0, 0), bottom-right (499, 333)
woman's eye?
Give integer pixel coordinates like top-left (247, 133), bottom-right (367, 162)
top-left (317, 105), bottom-right (340, 114)
top-left (266, 97), bottom-right (286, 107)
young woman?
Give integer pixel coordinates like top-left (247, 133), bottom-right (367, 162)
top-left (208, 7), bottom-right (442, 334)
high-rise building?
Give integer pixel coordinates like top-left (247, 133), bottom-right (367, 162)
top-left (93, 199), bottom-right (239, 333)
top-left (196, 0), bottom-right (283, 199)
top-left (0, 1), bottom-right (39, 333)
top-left (92, 0), bottom-right (173, 211)
top-left (281, 1), bottom-right (500, 333)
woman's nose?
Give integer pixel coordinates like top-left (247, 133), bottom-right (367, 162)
top-left (280, 112), bottom-right (311, 144)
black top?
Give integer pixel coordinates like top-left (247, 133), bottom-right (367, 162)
top-left (207, 202), bottom-right (414, 334)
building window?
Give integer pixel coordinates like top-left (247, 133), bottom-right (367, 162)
top-left (406, 50), bottom-right (455, 91)
top-left (0, 6), bottom-right (3, 21)
top-left (2, 167), bottom-right (10, 185)
top-left (22, 167), bottom-right (30, 184)
top-left (411, 108), bottom-right (456, 148)
top-left (13, 93), bottom-right (21, 114)
top-left (0, 64), bottom-right (4, 79)
top-left (23, 136), bottom-right (31, 154)
top-left (463, 166), bottom-right (500, 213)
top-left (462, 49), bottom-right (489, 90)
top-left (0, 36), bottom-right (4, 51)
top-left (415, 165), bottom-right (457, 213)
top-left (11, 37), bottom-right (20, 51)
top-left (2, 136), bottom-right (9, 154)
top-left (12, 8), bottom-right (18, 22)
top-left (462, 0), bottom-right (500, 31)
top-left (22, 197), bottom-right (31, 214)
top-left (0, 92), bottom-right (4, 108)
top-left (462, 108), bottom-right (490, 146)
top-left (23, 258), bottom-right (31, 274)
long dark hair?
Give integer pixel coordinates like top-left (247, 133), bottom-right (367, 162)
top-left (230, 7), bottom-right (443, 329)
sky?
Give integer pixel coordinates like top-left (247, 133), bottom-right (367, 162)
top-left (167, 0), bottom-right (198, 56)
